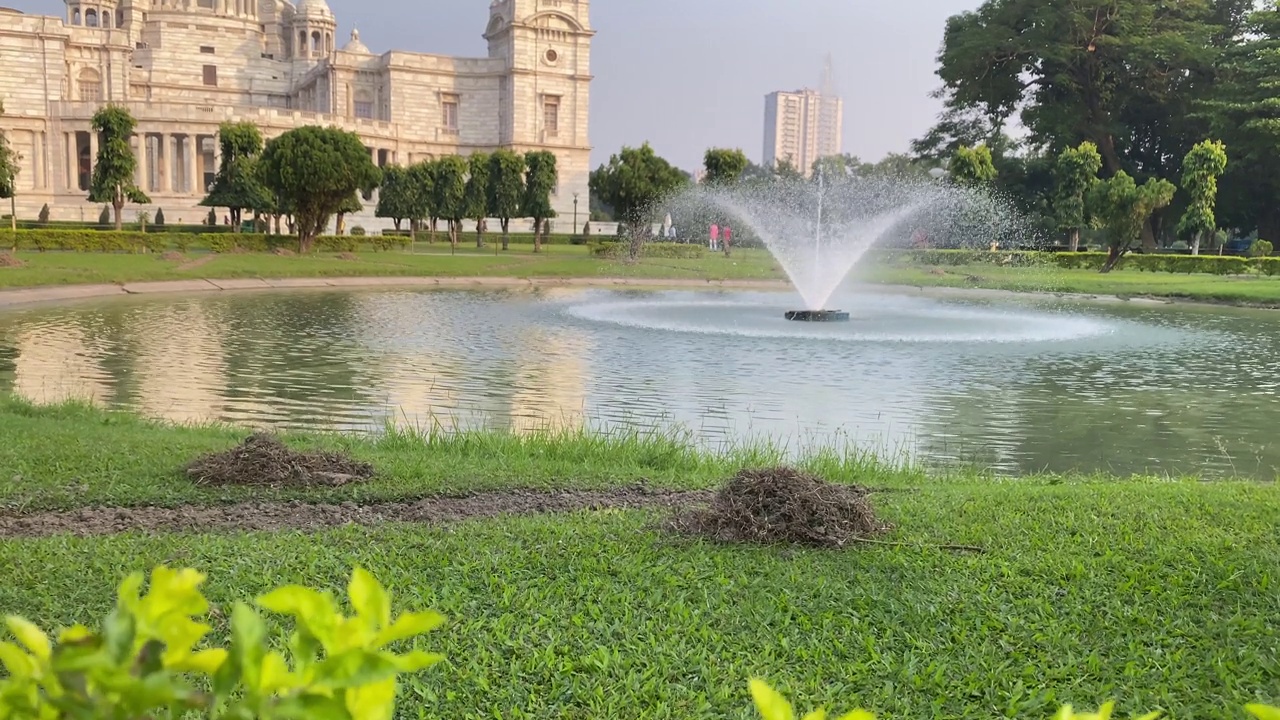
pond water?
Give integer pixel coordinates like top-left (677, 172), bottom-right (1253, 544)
top-left (2, 286), bottom-right (1278, 479)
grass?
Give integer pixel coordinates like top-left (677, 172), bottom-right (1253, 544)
top-left (0, 399), bottom-right (1278, 717)
top-left (8, 245), bottom-right (1280, 307)
top-left (863, 263), bottom-right (1280, 305)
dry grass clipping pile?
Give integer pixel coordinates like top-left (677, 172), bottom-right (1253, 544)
top-left (271, 247), bottom-right (296, 257)
top-left (669, 467), bottom-right (888, 548)
top-left (184, 433), bottom-right (374, 487)
top-left (0, 253), bottom-right (25, 268)
top-left (160, 250), bottom-right (185, 262)
top-left (337, 252), bottom-right (359, 261)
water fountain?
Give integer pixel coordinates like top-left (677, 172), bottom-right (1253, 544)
top-left (671, 168), bottom-right (1015, 321)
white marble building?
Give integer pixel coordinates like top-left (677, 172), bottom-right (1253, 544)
top-left (0, 0), bottom-right (593, 230)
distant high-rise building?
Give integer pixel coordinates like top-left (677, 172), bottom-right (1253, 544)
top-left (763, 57), bottom-right (843, 176)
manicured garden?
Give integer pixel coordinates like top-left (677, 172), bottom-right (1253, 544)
top-left (0, 399), bottom-right (1277, 718)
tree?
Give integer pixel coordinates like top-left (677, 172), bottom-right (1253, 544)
top-left (1089, 171), bottom-right (1176, 272)
top-left (811, 154), bottom-right (872, 183)
top-left (522, 150), bottom-right (558, 253)
top-left (258, 126), bottom-right (381, 253)
top-left (773, 157), bottom-right (804, 181)
top-left (87, 106), bottom-right (149, 231)
top-left (1199, 5), bottom-right (1280, 241)
top-left (487, 150), bottom-right (525, 251)
top-left (201, 121), bottom-right (271, 234)
top-left (588, 142), bottom-right (685, 252)
top-left (703, 148), bottom-right (749, 186)
top-left (431, 155), bottom-right (467, 249)
top-left (335, 193), bottom-right (362, 236)
top-left (154, 208), bottom-right (165, 226)
top-left (1177, 139), bottom-right (1229, 256)
top-left (0, 101), bottom-right (18, 234)
top-left (464, 152), bottom-right (490, 247)
top-left (375, 165), bottom-right (415, 234)
top-left (1053, 142), bottom-right (1104, 251)
top-left (948, 145), bottom-right (997, 187)
top-left (406, 160), bottom-right (435, 244)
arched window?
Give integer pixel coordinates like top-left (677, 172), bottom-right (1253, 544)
top-left (117, 9), bottom-right (124, 26)
top-left (311, 31), bottom-right (321, 54)
top-left (101, 11), bottom-right (111, 27)
top-left (353, 88), bottom-right (374, 119)
top-left (326, 33), bottom-right (333, 53)
top-left (85, 8), bottom-right (98, 26)
top-left (78, 68), bottom-right (103, 103)
top-left (299, 30), bottom-right (307, 56)
top-left (72, 8), bottom-right (81, 24)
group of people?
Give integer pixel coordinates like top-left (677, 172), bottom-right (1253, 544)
top-left (709, 223), bottom-right (733, 252)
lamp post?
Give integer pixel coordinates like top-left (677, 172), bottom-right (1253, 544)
top-left (573, 192), bottom-right (579, 234)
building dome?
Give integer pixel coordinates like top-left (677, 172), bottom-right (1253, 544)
top-left (342, 27), bottom-right (370, 54)
top-left (295, 0), bottom-right (332, 18)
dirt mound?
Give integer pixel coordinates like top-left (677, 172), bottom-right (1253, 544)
top-left (160, 250), bottom-right (185, 262)
top-left (271, 247), bottom-right (296, 257)
top-left (336, 252), bottom-right (359, 261)
top-left (668, 467), bottom-right (887, 548)
top-left (0, 253), bottom-right (24, 268)
top-left (927, 267), bottom-right (947, 276)
top-left (184, 433), bottom-right (374, 488)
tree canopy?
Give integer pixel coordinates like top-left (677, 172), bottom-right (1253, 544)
top-left (1177, 139), bottom-right (1229, 255)
top-left (258, 125), bottom-right (381, 252)
top-left (1053, 141), bottom-right (1104, 251)
top-left (431, 155), bottom-right (468, 248)
top-left (522, 150), bottom-right (558, 252)
top-left (375, 165), bottom-right (417, 232)
top-left (464, 152), bottom-right (490, 246)
top-left (1089, 172), bottom-right (1176, 270)
top-left (589, 142), bottom-right (686, 231)
top-left (948, 145), bottom-right (997, 187)
top-left (87, 106), bottom-right (149, 231)
top-left (0, 101), bottom-right (17, 201)
top-left (487, 149), bottom-right (525, 250)
top-left (201, 121), bottom-right (272, 233)
top-left (702, 148), bottom-right (749, 186)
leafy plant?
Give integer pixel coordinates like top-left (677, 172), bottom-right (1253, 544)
top-left (0, 566), bottom-right (444, 719)
top-left (1249, 239), bottom-right (1272, 257)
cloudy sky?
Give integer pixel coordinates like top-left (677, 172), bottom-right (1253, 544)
top-left (6, 0), bottom-right (982, 170)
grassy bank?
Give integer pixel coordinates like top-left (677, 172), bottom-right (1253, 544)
top-left (7, 246), bottom-right (1280, 307)
top-left (0, 400), bottom-right (1277, 717)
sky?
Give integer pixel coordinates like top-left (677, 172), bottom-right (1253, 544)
top-left (5, 0), bottom-right (983, 171)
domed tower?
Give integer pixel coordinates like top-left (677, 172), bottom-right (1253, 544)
top-left (292, 0), bottom-right (337, 60)
top-left (64, 0), bottom-right (120, 29)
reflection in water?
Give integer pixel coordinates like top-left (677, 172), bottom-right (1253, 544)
top-left (2, 287), bottom-right (1280, 478)
top-left (10, 324), bottom-right (113, 405)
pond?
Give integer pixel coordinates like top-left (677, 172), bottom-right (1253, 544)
top-left (1, 286), bottom-right (1278, 479)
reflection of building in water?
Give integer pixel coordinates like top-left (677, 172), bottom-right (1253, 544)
top-left (509, 327), bottom-right (592, 433)
top-left (365, 352), bottom-right (474, 431)
top-left (129, 305), bottom-right (231, 424)
top-left (11, 325), bottom-right (114, 405)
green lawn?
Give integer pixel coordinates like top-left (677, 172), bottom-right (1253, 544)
top-left (0, 399), bottom-right (1277, 718)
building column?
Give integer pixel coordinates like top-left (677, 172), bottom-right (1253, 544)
top-left (140, 133), bottom-right (151, 192)
top-left (64, 133), bottom-right (74, 190)
top-left (31, 133), bottom-right (43, 189)
top-left (188, 136), bottom-right (200, 195)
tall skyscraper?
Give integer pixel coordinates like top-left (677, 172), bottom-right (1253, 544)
top-left (763, 56), bottom-right (844, 176)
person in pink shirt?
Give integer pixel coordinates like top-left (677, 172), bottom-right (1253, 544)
top-left (723, 226), bottom-right (733, 256)
top-left (709, 223), bottom-right (720, 250)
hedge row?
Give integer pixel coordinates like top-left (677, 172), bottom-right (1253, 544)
top-left (878, 249), bottom-right (1280, 276)
top-left (2, 230), bottom-right (410, 254)
top-left (588, 241), bottom-right (706, 259)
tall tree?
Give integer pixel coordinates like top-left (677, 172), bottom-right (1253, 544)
top-left (1199, 5), bottom-right (1280, 241)
top-left (375, 164), bottom-right (415, 234)
top-left (1053, 141), bottom-right (1104, 251)
top-left (201, 121), bottom-right (271, 234)
top-left (0, 101), bottom-right (18, 234)
top-left (87, 106), bottom-right (149, 231)
top-left (464, 152), bottom-right (490, 247)
top-left (948, 145), bottom-right (997, 187)
top-left (487, 149), bottom-right (525, 252)
top-left (406, 160), bottom-right (436, 244)
top-left (431, 155), bottom-right (468, 250)
top-left (702, 148), bottom-right (749, 186)
top-left (258, 125), bottom-right (381, 252)
top-left (1177, 139), bottom-right (1228, 256)
top-left (811, 154), bottom-right (871, 183)
top-left (1089, 171), bottom-right (1176, 272)
top-left (522, 150), bottom-right (558, 253)
top-left (589, 142), bottom-right (685, 236)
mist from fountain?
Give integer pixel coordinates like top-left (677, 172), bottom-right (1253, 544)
top-left (669, 171), bottom-right (1022, 312)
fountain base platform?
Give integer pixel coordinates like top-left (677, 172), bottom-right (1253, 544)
top-left (785, 310), bottom-right (851, 322)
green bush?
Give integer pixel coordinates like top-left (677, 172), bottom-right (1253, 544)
top-left (154, 208), bottom-right (165, 227)
top-left (8, 230), bottom-right (192, 253)
top-left (878, 249), bottom-right (1267, 275)
top-left (589, 241), bottom-right (705, 259)
top-left (36, 204), bottom-right (49, 224)
top-left (1250, 239), bottom-right (1273, 257)
top-left (97, 206), bottom-right (111, 226)
top-left (316, 236), bottom-right (359, 253)
top-left (0, 566), bottom-right (443, 719)
top-left (350, 226), bottom-right (366, 237)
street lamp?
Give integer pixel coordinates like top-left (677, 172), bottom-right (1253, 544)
top-left (573, 192), bottom-right (579, 233)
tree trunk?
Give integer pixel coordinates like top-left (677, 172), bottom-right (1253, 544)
top-left (533, 219), bottom-right (543, 254)
top-left (429, 218), bottom-right (437, 243)
top-left (1069, 228), bottom-right (1080, 252)
top-left (1100, 245), bottom-right (1127, 274)
top-left (1191, 231), bottom-right (1201, 256)
top-left (113, 201), bottom-right (123, 232)
top-left (232, 208), bottom-right (241, 233)
top-left (394, 219), bottom-right (402, 232)
top-left (475, 219), bottom-right (484, 248)
top-left (448, 219), bottom-right (459, 249)
top-left (501, 219), bottom-right (510, 251)
top-left (1140, 218), bottom-right (1157, 252)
